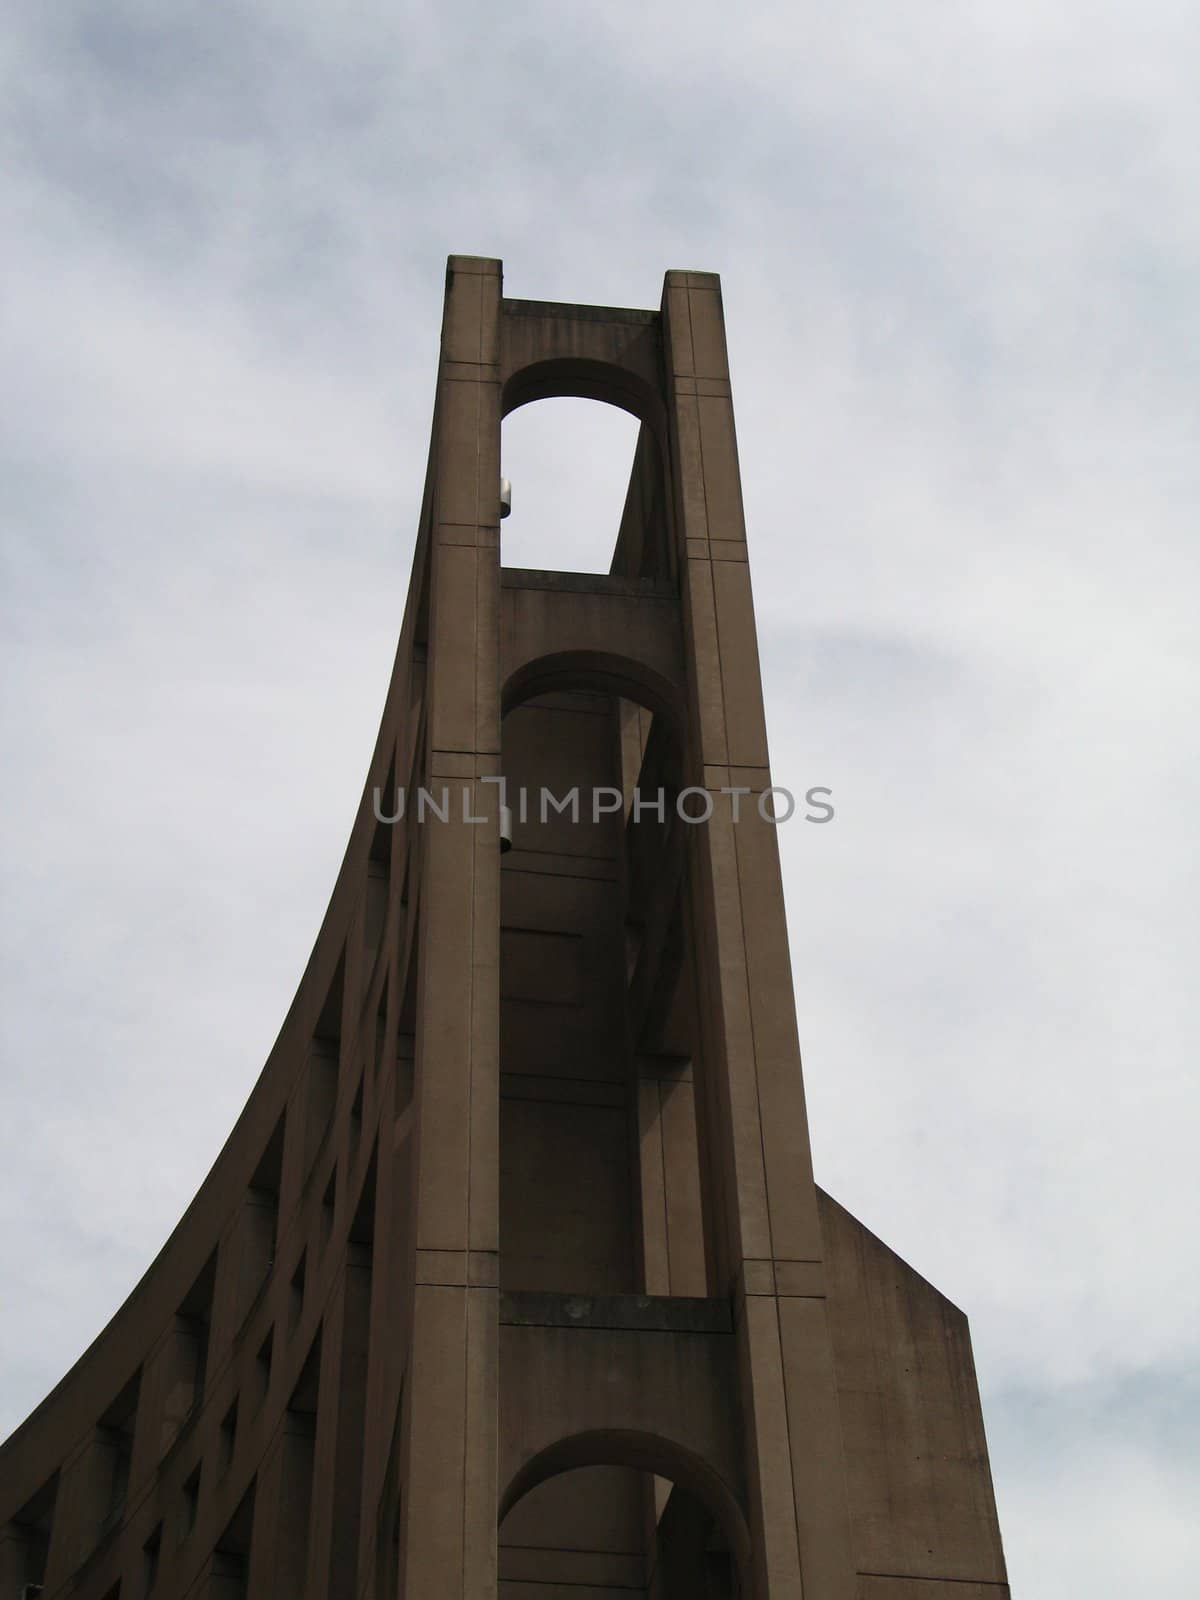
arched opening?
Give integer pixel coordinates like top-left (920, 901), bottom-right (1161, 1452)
top-left (501, 355), bottom-right (664, 431)
top-left (500, 397), bottom-right (642, 574)
top-left (499, 1431), bottom-right (749, 1598)
top-left (501, 649), bottom-right (682, 739)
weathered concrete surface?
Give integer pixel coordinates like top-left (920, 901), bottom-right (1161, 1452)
top-left (819, 1189), bottom-right (1010, 1596)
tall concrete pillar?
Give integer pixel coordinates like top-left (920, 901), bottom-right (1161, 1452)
top-left (395, 256), bottom-right (503, 1600)
top-left (662, 271), bottom-right (856, 1597)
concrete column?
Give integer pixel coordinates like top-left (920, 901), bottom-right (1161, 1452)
top-left (308, 1247), bottom-right (373, 1600)
top-left (245, 1414), bottom-right (315, 1600)
top-left (129, 1316), bottom-right (203, 1489)
top-left (396, 256), bottom-right (502, 1600)
top-left (41, 1432), bottom-right (113, 1589)
top-left (636, 1060), bottom-right (706, 1297)
top-left (208, 1192), bottom-right (277, 1364)
top-left (357, 1071), bottom-right (399, 1585)
top-left (1, 1523), bottom-right (35, 1599)
top-left (191, 1550), bottom-right (249, 1600)
top-left (662, 271), bottom-right (856, 1599)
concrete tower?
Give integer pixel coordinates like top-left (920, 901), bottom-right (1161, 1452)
top-left (0, 260), bottom-right (1008, 1600)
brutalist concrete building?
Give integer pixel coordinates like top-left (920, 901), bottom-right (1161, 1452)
top-left (0, 260), bottom-right (1008, 1600)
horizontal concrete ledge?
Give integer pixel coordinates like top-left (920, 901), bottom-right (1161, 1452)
top-left (501, 567), bottom-right (676, 600)
top-left (503, 297), bottom-right (658, 327)
top-left (500, 1291), bottom-right (732, 1334)
top-left (858, 1577), bottom-right (1011, 1593)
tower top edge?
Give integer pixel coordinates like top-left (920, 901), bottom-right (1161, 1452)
top-left (445, 256), bottom-right (723, 298)
top-left (446, 254), bottom-right (502, 273)
top-left (663, 268), bottom-right (722, 289)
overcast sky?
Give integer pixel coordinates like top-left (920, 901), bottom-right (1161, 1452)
top-left (2, 3), bottom-right (1198, 1593)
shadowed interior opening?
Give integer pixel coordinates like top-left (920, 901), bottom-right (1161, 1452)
top-left (498, 1439), bottom-right (746, 1599)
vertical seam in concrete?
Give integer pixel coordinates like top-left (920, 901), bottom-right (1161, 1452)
top-left (712, 612), bottom-right (775, 1273)
top-left (688, 319), bottom-right (770, 1263)
top-left (691, 376), bottom-right (712, 545)
top-left (775, 1295), bottom-right (807, 1598)
top-left (691, 344), bottom-right (775, 1266)
top-left (657, 1082), bottom-right (672, 1293)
